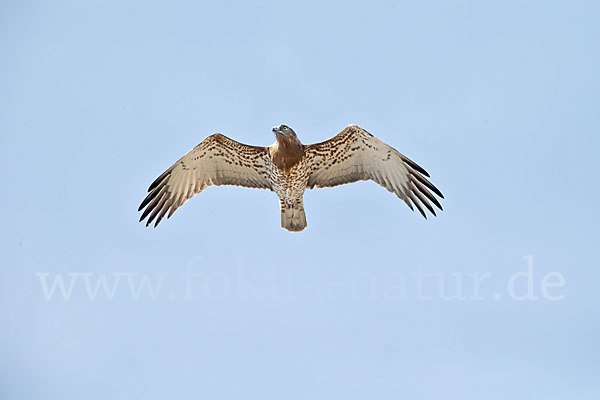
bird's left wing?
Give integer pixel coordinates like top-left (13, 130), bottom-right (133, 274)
top-left (305, 125), bottom-right (444, 218)
top-left (139, 133), bottom-right (272, 227)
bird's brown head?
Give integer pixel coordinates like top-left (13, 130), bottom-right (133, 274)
top-left (272, 124), bottom-right (297, 140)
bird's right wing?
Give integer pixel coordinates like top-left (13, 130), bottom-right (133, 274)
top-left (305, 125), bottom-right (444, 218)
top-left (139, 133), bottom-right (272, 227)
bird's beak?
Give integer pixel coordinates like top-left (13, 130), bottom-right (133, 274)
top-left (273, 126), bottom-right (285, 138)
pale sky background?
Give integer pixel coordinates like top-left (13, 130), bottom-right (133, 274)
top-left (1, 1), bottom-right (599, 399)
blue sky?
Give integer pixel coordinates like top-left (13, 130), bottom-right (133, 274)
top-left (1, 0), bottom-right (599, 399)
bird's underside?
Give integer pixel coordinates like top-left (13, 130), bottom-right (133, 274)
top-left (138, 124), bottom-right (444, 232)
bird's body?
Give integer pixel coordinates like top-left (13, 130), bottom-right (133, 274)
top-left (139, 124), bottom-right (444, 232)
top-left (268, 137), bottom-right (311, 231)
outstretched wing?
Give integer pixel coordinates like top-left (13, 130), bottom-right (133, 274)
top-left (305, 124), bottom-right (444, 218)
top-left (139, 133), bottom-right (272, 227)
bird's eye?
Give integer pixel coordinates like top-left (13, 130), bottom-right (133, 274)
top-left (282, 125), bottom-right (287, 130)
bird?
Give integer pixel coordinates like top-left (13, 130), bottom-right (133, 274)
top-left (138, 124), bottom-right (444, 232)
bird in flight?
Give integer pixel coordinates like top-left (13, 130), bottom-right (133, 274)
top-left (139, 124), bottom-right (444, 232)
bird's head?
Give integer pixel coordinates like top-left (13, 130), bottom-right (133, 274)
top-left (272, 124), bottom-right (297, 139)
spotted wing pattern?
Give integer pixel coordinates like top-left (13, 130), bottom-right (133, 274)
top-left (305, 125), bottom-right (444, 218)
top-left (139, 134), bottom-right (272, 227)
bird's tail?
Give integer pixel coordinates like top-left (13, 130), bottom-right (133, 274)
top-left (280, 198), bottom-right (307, 232)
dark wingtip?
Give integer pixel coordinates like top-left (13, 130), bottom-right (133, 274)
top-left (402, 155), bottom-right (430, 177)
top-left (148, 169), bottom-right (172, 192)
top-left (413, 200), bottom-right (427, 219)
top-left (411, 171), bottom-right (444, 199)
